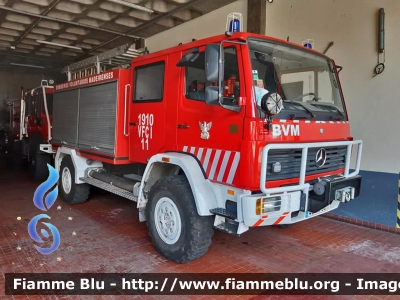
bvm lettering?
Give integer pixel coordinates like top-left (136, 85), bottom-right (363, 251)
top-left (272, 124), bottom-right (300, 137)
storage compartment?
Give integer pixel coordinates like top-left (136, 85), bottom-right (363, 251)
top-left (53, 69), bottom-right (131, 162)
top-left (52, 89), bottom-right (79, 146)
top-left (78, 82), bottom-right (117, 155)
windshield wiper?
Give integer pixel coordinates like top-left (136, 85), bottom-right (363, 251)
top-left (309, 103), bottom-right (346, 120)
top-left (284, 100), bottom-right (315, 119)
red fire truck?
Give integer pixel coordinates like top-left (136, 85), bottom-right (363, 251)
top-left (52, 31), bottom-right (363, 263)
top-left (7, 81), bottom-right (54, 180)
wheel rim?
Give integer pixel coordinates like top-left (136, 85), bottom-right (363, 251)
top-left (62, 167), bottom-right (72, 194)
top-left (154, 197), bottom-right (181, 245)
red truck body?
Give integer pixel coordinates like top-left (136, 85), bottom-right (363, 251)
top-left (8, 82), bottom-right (54, 178)
top-left (52, 32), bottom-right (363, 262)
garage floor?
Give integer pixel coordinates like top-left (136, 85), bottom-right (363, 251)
top-left (1, 156), bottom-right (400, 300)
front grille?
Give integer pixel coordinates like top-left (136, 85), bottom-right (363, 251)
top-left (266, 146), bottom-right (347, 181)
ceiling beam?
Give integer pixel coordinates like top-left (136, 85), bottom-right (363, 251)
top-left (12, 0), bottom-right (61, 48)
top-left (0, 5), bottom-right (141, 39)
top-left (126, 0), bottom-right (203, 35)
top-left (71, 0), bottom-right (204, 61)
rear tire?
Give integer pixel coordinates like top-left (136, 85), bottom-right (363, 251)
top-left (7, 140), bottom-right (23, 170)
top-left (146, 175), bottom-right (214, 263)
top-left (29, 145), bottom-right (51, 181)
top-left (59, 156), bottom-right (90, 204)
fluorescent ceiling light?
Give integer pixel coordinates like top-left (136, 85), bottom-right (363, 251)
top-left (108, 0), bottom-right (154, 13)
top-left (36, 40), bottom-right (82, 50)
top-left (10, 63), bottom-right (45, 69)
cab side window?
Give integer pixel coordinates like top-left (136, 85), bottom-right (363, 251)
top-left (185, 47), bottom-right (240, 104)
top-left (223, 47), bottom-right (240, 102)
top-left (186, 52), bottom-right (207, 101)
top-left (134, 61), bottom-right (165, 102)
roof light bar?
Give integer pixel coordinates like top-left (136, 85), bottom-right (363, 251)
top-left (108, 0), bottom-right (154, 13)
top-left (36, 40), bottom-right (82, 50)
top-left (10, 63), bottom-right (45, 69)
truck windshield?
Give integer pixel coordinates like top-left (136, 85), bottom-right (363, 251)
top-left (248, 39), bottom-right (346, 120)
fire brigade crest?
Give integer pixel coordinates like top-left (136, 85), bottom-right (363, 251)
top-left (199, 121), bottom-right (212, 140)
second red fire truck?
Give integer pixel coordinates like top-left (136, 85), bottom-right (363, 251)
top-left (51, 30), bottom-right (363, 263)
top-left (7, 82), bottom-right (54, 180)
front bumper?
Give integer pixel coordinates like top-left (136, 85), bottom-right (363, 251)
top-left (242, 140), bottom-right (363, 227)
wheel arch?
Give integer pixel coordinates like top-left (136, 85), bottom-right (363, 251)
top-left (55, 147), bottom-right (103, 184)
top-left (138, 152), bottom-right (218, 218)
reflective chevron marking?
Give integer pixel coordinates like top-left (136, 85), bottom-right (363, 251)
top-left (181, 146), bottom-right (240, 184)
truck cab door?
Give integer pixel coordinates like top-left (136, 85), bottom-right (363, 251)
top-left (128, 60), bottom-right (166, 163)
top-left (176, 45), bottom-right (245, 185)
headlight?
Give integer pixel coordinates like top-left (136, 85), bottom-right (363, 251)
top-left (263, 200), bottom-right (281, 213)
top-left (256, 197), bottom-right (282, 215)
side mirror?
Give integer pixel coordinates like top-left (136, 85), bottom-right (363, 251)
top-left (205, 86), bottom-right (219, 105)
top-left (205, 44), bottom-right (222, 82)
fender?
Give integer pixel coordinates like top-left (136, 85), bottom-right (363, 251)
top-left (55, 147), bottom-right (103, 184)
top-left (138, 152), bottom-right (218, 216)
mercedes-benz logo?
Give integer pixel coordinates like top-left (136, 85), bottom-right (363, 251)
top-left (315, 148), bottom-right (327, 168)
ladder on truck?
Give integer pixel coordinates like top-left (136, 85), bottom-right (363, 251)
top-left (63, 43), bottom-right (148, 81)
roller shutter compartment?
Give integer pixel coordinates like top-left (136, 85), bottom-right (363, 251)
top-left (52, 89), bottom-right (79, 146)
top-left (78, 82), bottom-right (117, 155)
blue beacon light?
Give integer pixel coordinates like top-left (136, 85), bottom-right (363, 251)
top-left (229, 18), bottom-right (240, 32)
top-left (226, 13), bottom-right (243, 34)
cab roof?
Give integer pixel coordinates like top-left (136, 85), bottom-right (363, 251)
top-left (133, 32), bottom-right (330, 63)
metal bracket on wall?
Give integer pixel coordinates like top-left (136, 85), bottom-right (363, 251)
top-left (323, 42), bottom-right (334, 54)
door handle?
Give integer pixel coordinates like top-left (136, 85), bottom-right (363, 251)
top-left (130, 122), bottom-right (137, 126)
top-left (124, 84), bottom-right (131, 137)
top-left (177, 124), bottom-right (189, 129)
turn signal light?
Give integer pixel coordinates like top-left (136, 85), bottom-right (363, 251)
top-left (256, 198), bottom-right (262, 215)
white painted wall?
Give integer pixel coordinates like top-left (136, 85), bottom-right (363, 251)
top-left (264, 0), bottom-right (399, 173)
top-left (146, 0), bottom-right (248, 52)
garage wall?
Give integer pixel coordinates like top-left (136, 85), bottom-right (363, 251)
top-left (146, 0), bottom-right (248, 52)
top-left (0, 70), bottom-right (46, 99)
top-left (263, 0), bottom-right (398, 174)
top-left (0, 70), bottom-right (48, 130)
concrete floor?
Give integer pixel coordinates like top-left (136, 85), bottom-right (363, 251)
top-left (1, 155), bottom-right (400, 300)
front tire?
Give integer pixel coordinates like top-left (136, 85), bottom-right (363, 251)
top-left (146, 175), bottom-right (214, 263)
top-left (59, 156), bottom-right (90, 204)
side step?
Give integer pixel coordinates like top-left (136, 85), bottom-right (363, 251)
top-left (214, 221), bottom-right (240, 236)
top-left (210, 208), bottom-right (237, 220)
top-left (80, 177), bottom-right (138, 202)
